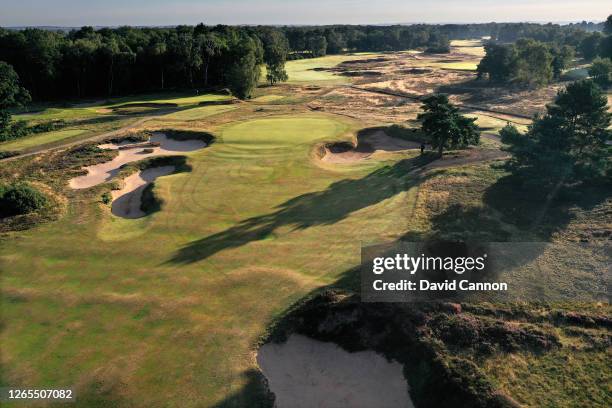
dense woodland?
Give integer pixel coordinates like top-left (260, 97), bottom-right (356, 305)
top-left (0, 20), bottom-right (609, 103)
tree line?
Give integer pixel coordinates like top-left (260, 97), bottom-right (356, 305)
top-left (3, 21), bottom-right (607, 103)
top-left (478, 15), bottom-right (612, 88)
top-left (0, 24), bottom-right (458, 102)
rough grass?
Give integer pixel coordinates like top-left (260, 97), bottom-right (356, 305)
top-left (484, 349), bottom-right (611, 407)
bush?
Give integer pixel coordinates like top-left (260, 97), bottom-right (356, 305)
top-left (0, 119), bottom-right (67, 143)
top-left (101, 192), bottom-right (112, 205)
top-left (0, 183), bottom-right (49, 218)
top-left (0, 151), bottom-right (19, 159)
top-left (589, 57), bottom-right (612, 88)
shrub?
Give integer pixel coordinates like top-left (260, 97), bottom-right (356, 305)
top-left (101, 192), bottom-right (112, 205)
top-left (0, 151), bottom-right (19, 159)
top-left (589, 57), bottom-right (612, 88)
top-left (0, 183), bottom-right (49, 218)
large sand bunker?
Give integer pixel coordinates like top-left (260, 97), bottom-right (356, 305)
top-left (257, 334), bottom-right (413, 408)
top-left (69, 132), bottom-right (205, 189)
top-left (322, 130), bottom-right (420, 163)
top-left (111, 166), bottom-right (175, 219)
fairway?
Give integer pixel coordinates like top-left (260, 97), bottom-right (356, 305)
top-left (282, 54), bottom-right (379, 83)
top-left (0, 129), bottom-right (88, 151)
top-left (1, 114), bottom-right (418, 406)
top-left (162, 104), bottom-right (238, 121)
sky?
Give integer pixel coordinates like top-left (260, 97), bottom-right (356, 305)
top-left (0, 0), bottom-right (609, 27)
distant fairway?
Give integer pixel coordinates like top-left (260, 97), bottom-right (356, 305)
top-left (450, 39), bottom-right (486, 58)
top-left (162, 104), bottom-right (238, 121)
top-left (1, 93), bottom-right (235, 152)
top-left (0, 129), bottom-right (88, 151)
top-left (1, 114), bottom-right (419, 406)
top-left (279, 54), bottom-right (380, 84)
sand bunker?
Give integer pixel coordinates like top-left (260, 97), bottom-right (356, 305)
top-left (111, 166), bottom-right (175, 219)
top-left (69, 132), bottom-right (205, 189)
top-left (258, 334), bottom-right (413, 408)
top-left (322, 130), bottom-right (420, 163)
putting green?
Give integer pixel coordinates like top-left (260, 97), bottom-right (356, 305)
top-left (1, 114), bottom-right (418, 407)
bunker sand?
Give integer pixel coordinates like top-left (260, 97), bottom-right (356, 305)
top-left (69, 132), bottom-right (205, 189)
top-left (322, 130), bottom-right (420, 163)
top-left (257, 334), bottom-right (413, 408)
top-left (111, 166), bottom-right (175, 219)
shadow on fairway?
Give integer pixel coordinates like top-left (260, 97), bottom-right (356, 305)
top-left (210, 369), bottom-right (274, 408)
top-left (166, 154), bottom-right (437, 265)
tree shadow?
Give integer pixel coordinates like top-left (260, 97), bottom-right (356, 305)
top-left (210, 369), bottom-right (274, 408)
top-left (483, 173), bottom-right (610, 239)
top-left (165, 155), bottom-right (437, 265)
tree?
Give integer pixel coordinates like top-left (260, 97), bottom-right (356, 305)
top-left (417, 94), bottom-right (480, 156)
top-left (599, 35), bottom-right (612, 60)
top-left (579, 32), bottom-right (602, 60)
top-left (425, 33), bottom-right (450, 54)
top-left (501, 80), bottom-right (611, 183)
top-left (325, 29), bottom-right (346, 54)
top-left (514, 39), bottom-right (553, 87)
top-left (604, 14), bottom-right (612, 35)
top-left (0, 183), bottom-right (48, 218)
top-left (551, 45), bottom-right (575, 79)
top-left (477, 43), bottom-right (517, 81)
top-left (589, 57), bottom-right (612, 88)
top-left (147, 41), bottom-right (167, 89)
top-left (226, 34), bottom-right (263, 99)
top-left (197, 32), bottom-right (225, 86)
top-left (0, 61), bottom-right (30, 139)
top-left (308, 35), bottom-right (327, 57)
top-left (262, 30), bottom-right (289, 85)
